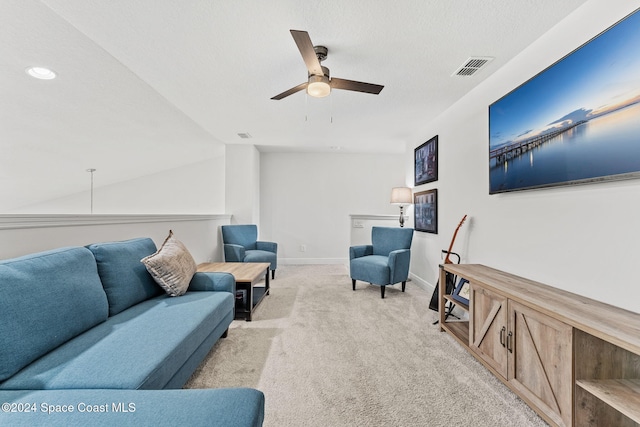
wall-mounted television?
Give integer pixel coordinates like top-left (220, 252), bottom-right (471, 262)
top-left (489, 8), bottom-right (640, 194)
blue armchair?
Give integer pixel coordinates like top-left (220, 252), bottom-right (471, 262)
top-left (221, 225), bottom-right (278, 279)
top-left (349, 226), bottom-right (414, 298)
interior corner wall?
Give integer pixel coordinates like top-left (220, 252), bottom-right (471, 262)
top-left (260, 152), bottom-right (405, 264)
top-left (225, 145), bottom-right (260, 225)
top-left (407, 0), bottom-right (640, 313)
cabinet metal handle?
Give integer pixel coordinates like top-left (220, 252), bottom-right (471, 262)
top-left (506, 331), bottom-right (513, 353)
top-left (500, 326), bottom-right (506, 347)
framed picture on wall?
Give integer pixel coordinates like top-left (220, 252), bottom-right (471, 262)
top-left (414, 189), bottom-right (437, 234)
top-left (415, 135), bottom-right (438, 185)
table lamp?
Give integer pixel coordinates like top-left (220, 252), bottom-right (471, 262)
top-left (390, 187), bottom-right (412, 227)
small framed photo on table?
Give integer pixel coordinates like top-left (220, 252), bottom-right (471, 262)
top-left (452, 278), bottom-right (470, 305)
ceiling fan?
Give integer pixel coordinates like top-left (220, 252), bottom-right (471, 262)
top-left (271, 30), bottom-right (384, 100)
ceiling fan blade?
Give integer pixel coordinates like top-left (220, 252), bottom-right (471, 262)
top-left (330, 78), bottom-right (384, 95)
top-left (290, 30), bottom-right (323, 76)
top-left (271, 82), bottom-right (308, 100)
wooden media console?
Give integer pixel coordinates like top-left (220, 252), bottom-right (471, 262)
top-left (438, 264), bottom-right (640, 427)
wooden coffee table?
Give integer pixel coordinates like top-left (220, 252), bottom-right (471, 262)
top-left (197, 262), bottom-right (270, 321)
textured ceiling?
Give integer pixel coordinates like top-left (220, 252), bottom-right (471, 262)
top-left (0, 0), bottom-right (588, 210)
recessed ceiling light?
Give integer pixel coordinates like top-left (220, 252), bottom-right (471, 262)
top-left (26, 66), bottom-right (56, 80)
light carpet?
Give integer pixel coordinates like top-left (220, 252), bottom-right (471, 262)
top-left (185, 265), bottom-right (548, 427)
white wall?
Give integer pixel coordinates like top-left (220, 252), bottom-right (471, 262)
top-left (406, 0), bottom-right (640, 313)
top-left (0, 215), bottom-right (230, 263)
top-left (10, 155), bottom-right (226, 214)
top-left (260, 152), bottom-right (405, 264)
top-left (225, 145), bottom-right (260, 224)
top-left (349, 214), bottom-right (406, 247)
top-left (1, 151), bottom-right (229, 263)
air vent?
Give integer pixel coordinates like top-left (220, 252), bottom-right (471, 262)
top-left (453, 57), bottom-right (494, 77)
top-left (237, 133), bottom-right (252, 139)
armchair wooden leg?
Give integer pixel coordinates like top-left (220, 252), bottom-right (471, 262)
top-left (271, 269), bottom-right (275, 280)
top-left (381, 286), bottom-right (386, 299)
top-left (402, 281), bottom-right (406, 292)
top-left (352, 279), bottom-right (356, 291)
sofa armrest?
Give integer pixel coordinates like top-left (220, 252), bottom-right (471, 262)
top-left (224, 244), bottom-right (245, 262)
top-left (349, 245), bottom-right (373, 260)
top-left (256, 241), bottom-right (277, 253)
top-left (388, 249), bottom-right (411, 284)
top-left (188, 272), bottom-right (235, 294)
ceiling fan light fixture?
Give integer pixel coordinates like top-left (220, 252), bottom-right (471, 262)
top-left (307, 75), bottom-right (331, 98)
top-left (271, 30), bottom-right (383, 100)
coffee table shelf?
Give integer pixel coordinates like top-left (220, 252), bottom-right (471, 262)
top-left (197, 262), bottom-right (270, 321)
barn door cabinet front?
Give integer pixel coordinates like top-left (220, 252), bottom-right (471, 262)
top-left (469, 283), bottom-right (573, 427)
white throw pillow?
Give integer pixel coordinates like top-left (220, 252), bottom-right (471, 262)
top-left (141, 230), bottom-right (197, 297)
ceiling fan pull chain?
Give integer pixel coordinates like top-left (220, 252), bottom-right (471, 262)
top-left (330, 95), bottom-right (333, 123)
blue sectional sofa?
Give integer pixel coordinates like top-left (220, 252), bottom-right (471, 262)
top-left (0, 237), bottom-right (264, 426)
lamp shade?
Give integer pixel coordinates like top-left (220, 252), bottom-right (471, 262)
top-left (390, 187), bottom-right (412, 205)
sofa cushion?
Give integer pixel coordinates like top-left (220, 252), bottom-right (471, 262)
top-left (244, 249), bottom-right (277, 267)
top-left (87, 238), bottom-right (163, 316)
top-left (0, 247), bottom-right (108, 382)
top-left (0, 291), bottom-right (234, 390)
top-left (350, 255), bottom-right (391, 285)
top-left (141, 231), bottom-right (197, 297)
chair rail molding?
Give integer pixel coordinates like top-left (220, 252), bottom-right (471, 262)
top-left (349, 214), bottom-right (403, 221)
top-left (350, 214), bottom-right (409, 244)
top-left (0, 214), bottom-right (232, 230)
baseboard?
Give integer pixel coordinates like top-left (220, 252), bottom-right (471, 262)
top-left (280, 258), bottom-right (346, 265)
top-left (409, 272), bottom-right (435, 293)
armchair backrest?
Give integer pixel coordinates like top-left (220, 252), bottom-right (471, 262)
top-left (221, 225), bottom-right (258, 250)
top-left (371, 227), bottom-right (414, 256)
